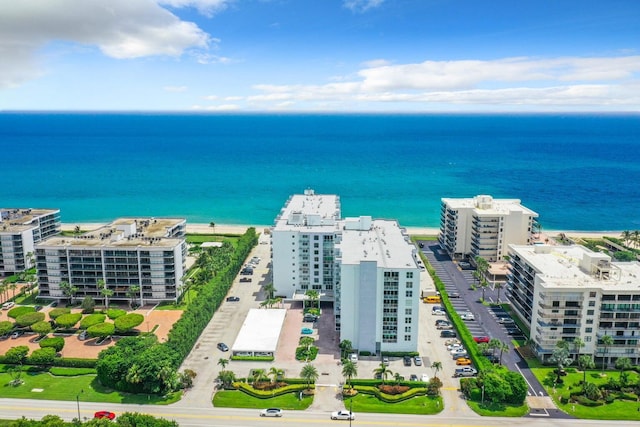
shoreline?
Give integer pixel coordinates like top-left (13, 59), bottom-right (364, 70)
top-left (60, 222), bottom-right (625, 239)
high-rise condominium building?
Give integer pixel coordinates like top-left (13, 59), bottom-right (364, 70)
top-left (0, 208), bottom-right (61, 275)
top-left (439, 195), bottom-right (539, 262)
top-left (36, 217), bottom-right (186, 304)
top-left (506, 244), bottom-right (640, 365)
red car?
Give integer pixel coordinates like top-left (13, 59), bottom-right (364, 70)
top-left (473, 336), bottom-right (490, 343)
top-left (94, 411), bottom-right (116, 420)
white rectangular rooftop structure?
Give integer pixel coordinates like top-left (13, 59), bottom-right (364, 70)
top-left (442, 195), bottom-right (538, 216)
top-left (338, 217), bottom-right (419, 269)
top-left (509, 244), bottom-right (640, 291)
top-left (231, 308), bottom-right (287, 357)
top-left (273, 189), bottom-right (341, 231)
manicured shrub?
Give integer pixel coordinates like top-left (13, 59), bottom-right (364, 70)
top-left (31, 320), bottom-right (53, 336)
top-left (81, 296), bottom-right (95, 314)
top-left (7, 306), bottom-right (35, 319)
top-left (0, 320), bottom-right (13, 335)
top-left (5, 346), bottom-right (29, 364)
top-left (39, 336), bottom-right (65, 352)
top-left (107, 308), bottom-right (126, 319)
top-left (49, 307), bottom-right (71, 319)
top-left (87, 322), bottom-right (115, 338)
top-left (15, 312), bottom-right (45, 327)
top-left (80, 313), bottom-right (106, 329)
top-left (114, 313), bottom-right (144, 332)
top-left (55, 313), bottom-right (82, 328)
top-left (28, 347), bottom-right (57, 366)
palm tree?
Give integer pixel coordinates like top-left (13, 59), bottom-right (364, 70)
top-left (615, 356), bottom-right (632, 386)
top-left (577, 354), bottom-right (595, 389)
top-left (97, 279), bottom-right (114, 310)
top-left (498, 341), bottom-right (510, 365)
top-left (479, 278), bottom-right (489, 302)
top-left (268, 367), bottom-right (284, 384)
top-left (621, 231), bottom-right (632, 247)
top-left (209, 221), bottom-right (215, 232)
top-left (550, 345), bottom-right (572, 384)
top-left (305, 289), bottom-right (320, 310)
top-left (488, 338), bottom-right (502, 356)
top-left (431, 361), bottom-right (442, 380)
top-left (217, 358), bottom-right (229, 370)
top-left (59, 281), bottom-right (78, 304)
top-left (341, 360), bottom-right (357, 389)
top-left (600, 334), bottom-right (613, 371)
top-left (494, 282), bottom-right (504, 303)
top-left (126, 285), bottom-right (141, 308)
top-left (217, 370), bottom-right (236, 389)
top-left (339, 340), bottom-right (353, 360)
top-left (300, 364), bottom-right (319, 391)
top-left (633, 230), bottom-right (640, 249)
top-left (251, 369), bottom-right (268, 385)
top-left (373, 362), bottom-right (393, 385)
top-left (263, 282), bottom-right (276, 300)
top-left (572, 337), bottom-right (585, 360)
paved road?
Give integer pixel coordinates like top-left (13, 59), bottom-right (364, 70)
top-left (420, 242), bottom-right (563, 417)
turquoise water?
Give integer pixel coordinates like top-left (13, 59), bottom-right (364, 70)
top-left (2, 113), bottom-right (639, 231)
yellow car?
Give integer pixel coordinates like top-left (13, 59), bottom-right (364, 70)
top-left (456, 358), bottom-right (472, 366)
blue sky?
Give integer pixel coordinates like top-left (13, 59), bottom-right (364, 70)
top-left (1, 0), bottom-right (639, 111)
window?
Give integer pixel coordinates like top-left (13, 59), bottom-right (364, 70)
top-left (587, 310), bottom-right (594, 315)
top-left (404, 335), bottom-right (411, 341)
top-left (585, 336), bottom-right (592, 342)
top-left (314, 235), bottom-right (319, 240)
top-left (589, 291), bottom-right (596, 298)
top-left (586, 319), bottom-right (593, 324)
top-left (405, 308), bottom-right (412, 315)
top-left (405, 326), bottom-right (411, 333)
top-left (406, 272), bottom-right (413, 278)
top-left (552, 301), bottom-right (560, 307)
top-left (586, 327), bottom-right (592, 333)
top-left (406, 281), bottom-right (413, 288)
top-left (405, 290), bottom-right (413, 298)
top-left (589, 301), bottom-right (596, 307)
top-left (405, 317), bottom-right (412, 324)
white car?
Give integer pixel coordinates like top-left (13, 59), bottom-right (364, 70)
top-left (451, 348), bottom-right (468, 356)
top-left (498, 317), bottom-right (514, 324)
top-left (2, 301), bottom-right (15, 310)
top-left (421, 374), bottom-right (430, 382)
top-left (433, 309), bottom-right (446, 315)
top-left (446, 343), bottom-right (463, 351)
top-left (260, 408), bottom-right (283, 417)
top-left (331, 410), bottom-right (355, 420)
top-left (349, 353), bottom-right (358, 364)
top-left (460, 313), bottom-right (475, 321)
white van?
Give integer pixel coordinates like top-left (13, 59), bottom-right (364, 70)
top-left (349, 353), bottom-right (358, 364)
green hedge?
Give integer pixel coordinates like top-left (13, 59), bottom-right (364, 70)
top-left (114, 313), bottom-right (144, 332)
top-left (353, 384), bottom-right (427, 403)
top-left (349, 379), bottom-right (427, 389)
top-left (80, 313), bottom-right (106, 329)
top-left (55, 313), bottom-right (82, 328)
top-left (49, 307), bottom-right (71, 319)
top-left (0, 357), bottom-right (97, 369)
top-left (107, 308), bottom-right (127, 319)
top-left (50, 367), bottom-right (97, 376)
top-left (7, 306), bottom-right (35, 319)
top-left (87, 322), bottom-right (115, 337)
top-left (234, 382), bottom-right (308, 398)
top-left (15, 312), bottom-right (45, 327)
top-left (39, 336), bottom-right (65, 352)
top-left (230, 355), bottom-right (275, 362)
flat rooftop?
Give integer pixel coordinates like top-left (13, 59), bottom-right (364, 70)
top-left (442, 195), bottom-right (538, 217)
top-left (39, 217), bottom-right (185, 248)
top-left (338, 218), bottom-right (420, 270)
top-left (0, 208), bottom-right (59, 233)
top-left (510, 244), bottom-right (640, 292)
top-left (232, 308), bottom-right (287, 354)
top-left (273, 189), bottom-right (341, 232)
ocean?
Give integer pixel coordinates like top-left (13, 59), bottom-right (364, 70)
top-left (2, 112), bottom-right (639, 231)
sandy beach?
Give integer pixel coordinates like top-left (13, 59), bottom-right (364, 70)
top-left (60, 222), bottom-right (624, 240)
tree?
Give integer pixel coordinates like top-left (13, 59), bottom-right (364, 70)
top-left (28, 347), bottom-right (57, 367)
top-left (31, 320), bottom-right (52, 336)
top-left (600, 334), bottom-right (613, 371)
top-left (577, 354), bottom-right (595, 389)
top-left (373, 362), bottom-right (393, 384)
top-left (263, 282), bottom-right (276, 300)
top-left (572, 337), bottom-right (585, 359)
top-left (97, 279), bottom-right (114, 310)
top-left (268, 366), bottom-right (284, 383)
top-left (431, 361), bottom-right (442, 379)
top-left (549, 344), bottom-right (573, 384)
top-left (126, 285), bottom-right (141, 308)
top-left (479, 278), bottom-right (489, 302)
top-left (209, 221), bottom-right (215, 232)
top-left (39, 336), bottom-right (65, 352)
top-left (615, 356), bottom-right (632, 386)
top-left (498, 341), bottom-right (510, 365)
top-left (300, 336), bottom-right (314, 351)
top-left (15, 312), bottom-right (45, 327)
top-left (0, 320), bottom-right (14, 335)
top-left (59, 281), bottom-right (78, 304)
top-left (55, 313), bottom-right (82, 329)
top-left (81, 295), bottom-right (96, 314)
top-left (488, 338), bottom-right (502, 357)
top-left (217, 370), bottom-right (236, 389)
top-left (339, 340), bottom-right (353, 360)
top-left (5, 346), bottom-right (29, 364)
top-left (494, 281), bottom-right (504, 303)
top-left (300, 363), bottom-right (319, 391)
top-left (342, 360), bottom-right (358, 389)
top-left (621, 230), bottom-right (632, 247)
top-left (217, 358), bottom-right (229, 370)
top-left (304, 289), bottom-right (320, 310)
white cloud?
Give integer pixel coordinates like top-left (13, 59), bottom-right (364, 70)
top-left (164, 85), bottom-right (188, 92)
top-left (0, 0), bottom-right (210, 88)
top-left (192, 103), bottom-right (241, 111)
top-left (343, 0), bottom-right (385, 13)
top-left (158, 0), bottom-right (232, 17)
top-left (245, 56), bottom-right (640, 109)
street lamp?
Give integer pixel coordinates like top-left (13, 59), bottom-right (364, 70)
top-left (349, 397), bottom-right (353, 427)
top-left (76, 389), bottom-right (84, 421)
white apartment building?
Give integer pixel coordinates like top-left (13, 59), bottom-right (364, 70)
top-left (36, 217), bottom-right (187, 304)
top-left (271, 189), bottom-right (341, 298)
top-left (0, 208), bottom-right (61, 275)
top-left (506, 244), bottom-right (640, 365)
top-left (271, 190), bottom-right (424, 354)
top-left (335, 216), bottom-right (422, 354)
top-left (439, 195), bottom-right (538, 262)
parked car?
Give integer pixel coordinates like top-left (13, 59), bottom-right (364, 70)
top-left (50, 301), bottom-right (58, 307)
top-left (240, 268), bottom-right (253, 275)
top-left (409, 374), bottom-right (418, 381)
top-left (433, 309), bottom-right (446, 315)
top-left (331, 410), bottom-right (355, 420)
top-left (94, 411), bottom-right (116, 420)
top-left (454, 367), bottom-right (478, 377)
top-left (498, 317), bottom-right (515, 324)
top-left (78, 330), bottom-right (89, 341)
top-left (421, 374), bottom-right (430, 382)
top-left (414, 356), bottom-right (423, 366)
top-left (486, 354), bottom-right (500, 363)
top-left (459, 261), bottom-right (473, 270)
top-left (11, 330), bottom-right (24, 339)
top-left (303, 314), bottom-right (319, 322)
top-left (449, 292), bottom-right (461, 298)
top-left (239, 277), bottom-right (252, 283)
top-left (435, 319), bottom-right (449, 326)
top-left (452, 353), bottom-right (469, 360)
top-left (301, 327), bottom-right (314, 335)
top-left (382, 356), bottom-right (389, 366)
top-left (226, 296), bottom-right (240, 302)
top-left (403, 355), bottom-right (412, 366)
top-left (446, 343), bottom-right (463, 351)
top-left (34, 305), bottom-right (43, 311)
top-left (349, 353), bottom-right (358, 364)
top-left (451, 348), bottom-right (468, 356)
top-left (437, 323), bottom-right (453, 330)
top-left (456, 358), bottom-right (472, 366)
top-left (506, 328), bottom-right (523, 336)
top-left (260, 408), bottom-right (283, 417)
top-left (217, 342), bottom-right (229, 352)
top-left (473, 336), bottom-right (490, 343)
top-left (440, 330), bottom-right (457, 338)
top-left (444, 338), bottom-right (460, 346)
top-left (2, 302), bottom-right (15, 310)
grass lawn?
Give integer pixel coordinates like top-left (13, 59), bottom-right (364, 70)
top-left (467, 400), bottom-right (529, 417)
top-left (343, 394), bottom-right (443, 415)
top-left (213, 390), bottom-right (313, 410)
top-left (531, 366), bottom-right (640, 420)
top-left (0, 371), bottom-right (180, 405)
